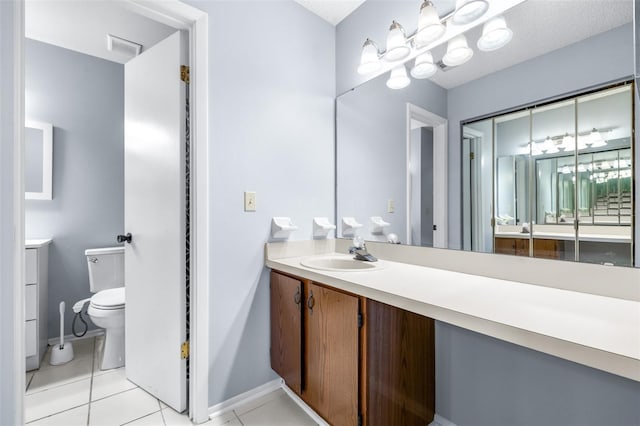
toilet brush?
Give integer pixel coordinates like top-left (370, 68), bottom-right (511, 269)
top-left (49, 301), bottom-right (74, 365)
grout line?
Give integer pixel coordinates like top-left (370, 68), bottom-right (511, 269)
top-left (119, 409), bottom-right (163, 426)
top-left (25, 372), bottom-right (35, 392)
top-left (90, 386), bottom-right (140, 404)
top-left (87, 336), bottom-right (96, 426)
top-left (158, 399), bottom-right (167, 425)
top-left (232, 410), bottom-right (245, 426)
top-left (25, 402), bottom-right (90, 424)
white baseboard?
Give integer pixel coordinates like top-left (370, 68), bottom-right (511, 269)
top-left (208, 378), bottom-right (452, 426)
top-left (280, 384), bottom-right (329, 426)
top-left (47, 329), bottom-right (104, 346)
top-left (430, 414), bottom-right (457, 426)
top-left (208, 378), bottom-right (283, 418)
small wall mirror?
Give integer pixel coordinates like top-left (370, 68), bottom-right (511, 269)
top-left (25, 120), bottom-right (53, 200)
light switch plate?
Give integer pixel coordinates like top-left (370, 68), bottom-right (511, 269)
top-left (387, 199), bottom-right (395, 213)
top-left (244, 191), bottom-right (256, 212)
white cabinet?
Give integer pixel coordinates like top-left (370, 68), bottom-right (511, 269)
top-left (25, 240), bottom-right (51, 371)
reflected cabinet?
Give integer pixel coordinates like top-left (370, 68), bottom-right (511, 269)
top-left (463, 82), bottom-right (634, 266)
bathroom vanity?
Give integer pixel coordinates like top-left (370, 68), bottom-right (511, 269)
top-left (266, 239), bottom-right (640, 425)
top-left (270, 269), bottom-right (434, 426)
top-left (25, 239), bottom-right (52, 371)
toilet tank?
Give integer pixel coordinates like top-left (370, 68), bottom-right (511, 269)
top-left (85, 246), bottom-right (125, 292)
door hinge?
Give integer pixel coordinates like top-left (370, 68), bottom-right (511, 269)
top-left (181, 341), bottom-right (189, 359)
top-left (433, 224), bottom-right (437, 231)
top-left (357, 312), bottom-right (363, 328)
top-left (180, 65), bottom-right (190, 84)
top-left (470, 152), bottom-right (475, 160)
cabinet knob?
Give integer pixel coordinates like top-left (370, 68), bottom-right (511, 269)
top-left (307, 290), bottom-right (315, 313)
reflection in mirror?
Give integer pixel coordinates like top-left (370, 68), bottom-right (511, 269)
top-left (464, 83), bottom-right (634, 266)
top-left (25, 120), bottom-right (53, 200)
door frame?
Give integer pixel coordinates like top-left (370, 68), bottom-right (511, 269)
top-left (11, 1), bottom-right (210, 424)
top-left (405, 103), bottom-right (448, 248)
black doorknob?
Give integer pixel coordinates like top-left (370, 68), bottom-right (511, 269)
top-left (117, 233), bottom-right (132, 244)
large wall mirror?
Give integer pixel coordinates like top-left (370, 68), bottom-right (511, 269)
top-left (335, 0), bottom-right (638, 268)
top-left (25, 120), bottom-right (53, 200)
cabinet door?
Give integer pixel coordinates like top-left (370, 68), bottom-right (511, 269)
top-left (270, 271), bottom-right (303, 394)
top-left (366, 300), bottom-right (435, 426)
top-left (494, 237), bottom-right (515, 255)
top-left (533, 238), bottom-right (561, 259)
top-left (305, 283), bottom-right (359, 426)
top-left (515, 238), bottom-right (530, 256)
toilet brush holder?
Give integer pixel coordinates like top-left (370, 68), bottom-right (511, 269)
top-left (50, 301), bottom-right (74, 365)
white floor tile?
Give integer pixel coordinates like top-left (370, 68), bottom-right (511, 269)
top-left (237, 392), bottom-right (317, 426)
top-left (162, 407), bottom-right (200, 425)
top-left (209, 411), bottom-right (237, 426)
top-left (27, 356), bottom-right (93, 393)
top-left (123, 411), bottom-right (165, 425)
top-left (90, 368), bottom-right (137, 401)
top-left (233, 388), bottom-right (285, 416)
top-left (40, 338), bottom-right (95, 370)
top-left (88, 387), bottom-right (160, 426)
top-left (25, 378), bottom-right (91, 423)
top-left (27, 404), bottom-right (89, 426)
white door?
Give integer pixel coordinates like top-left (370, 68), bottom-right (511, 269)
top-left (124, 31), bottom-right (188, 412)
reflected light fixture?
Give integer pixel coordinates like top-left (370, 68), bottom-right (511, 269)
top-left (477, 15), bottom-right (512, 51)
top-left (451, 0), bottom-right (489, 25)
top-left (386, 64), bottom-right (411, 89)
top-left (357, 39), bottom-right (381, 75)
top-left (561, 133), bottom-right (575, 151)
top-left (384, 21), bottom-right (411, 62)
top-left (411, 51), bottom-right (437, 79)
top-left (442, 34), bottom-right (473, 66)
top-left (415, 0), bottom-right (445, 48)
top-left (588, 128), bottom-right (607, 148)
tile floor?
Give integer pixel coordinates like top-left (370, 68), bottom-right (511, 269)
top-left (25, 336), bottom-right (319, 425)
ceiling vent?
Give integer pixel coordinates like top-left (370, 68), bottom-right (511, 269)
top-left (107, 34), bottom-right (142, 57)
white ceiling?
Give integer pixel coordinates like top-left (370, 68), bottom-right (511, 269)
top-left (26, 0), bottom-right (176, 64)
top-left (294, 0), bottom-right (366, 25)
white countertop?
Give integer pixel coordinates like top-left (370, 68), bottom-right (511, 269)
top-left (25, 239), bottom-right (53, 248)
top-left (266, 246), bottom-right (640, 382)
top-left (495, 232), bottom-right (631, 243)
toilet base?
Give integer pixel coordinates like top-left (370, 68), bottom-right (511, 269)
top-left (99, 327), bottom-right (125, 370)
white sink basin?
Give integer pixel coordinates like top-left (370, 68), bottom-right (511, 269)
top-left (300, 255), bottom-right (384, 272)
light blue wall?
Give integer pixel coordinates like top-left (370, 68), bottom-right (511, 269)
top-left (25, 39), bottom-right (124, 339)
top-left (185, 0), bottom-right (336, 406)
top-left (0, 2), bottom-right (22, 424)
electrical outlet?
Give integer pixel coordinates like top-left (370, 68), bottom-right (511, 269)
top-left (387, 199), bottom-right (395, 213)
top-left (244, 191), bottom-right (256, 212)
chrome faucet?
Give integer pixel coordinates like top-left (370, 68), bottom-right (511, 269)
top-left (349, 237), bottom-right (377, 262)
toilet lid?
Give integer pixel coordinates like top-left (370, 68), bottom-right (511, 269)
top-left (91, 287), bottom-right (125, 309)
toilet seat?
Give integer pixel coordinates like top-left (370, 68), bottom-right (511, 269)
top-left (90, 287), bottom-right (125, 310)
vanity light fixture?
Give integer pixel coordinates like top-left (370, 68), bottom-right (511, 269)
top-left (451, 0), bottom-right (490, 25)
top-left (356, 0), bottom-right (518, 90)
top-left (442, 34), bottom-right (474, 66)
top-left (357, 39), bottom-right (382, 75)
top-left (561, 133), bottom-right (575, 151)
top-left (415, 0), bottom-right (446, 48)
top-left (384, 21), bottom-right (411, 62)
top-left (477, 15), bottom-right (512, 51)
top-left (410, 51), bottom-right (438, 79)
top-left (387, 64), bottom-right (411, 89)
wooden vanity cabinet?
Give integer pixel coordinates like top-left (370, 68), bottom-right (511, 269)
top-left (494, 237), bottom-right (529, 256)
top-left (270, 270), bottom-right (435, 426)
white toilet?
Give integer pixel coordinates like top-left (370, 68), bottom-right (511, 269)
top-left (85, 246), bottom-right (125, 370)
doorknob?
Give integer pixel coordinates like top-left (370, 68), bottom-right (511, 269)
top-left (117, 233), bottom-right (132, 244)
